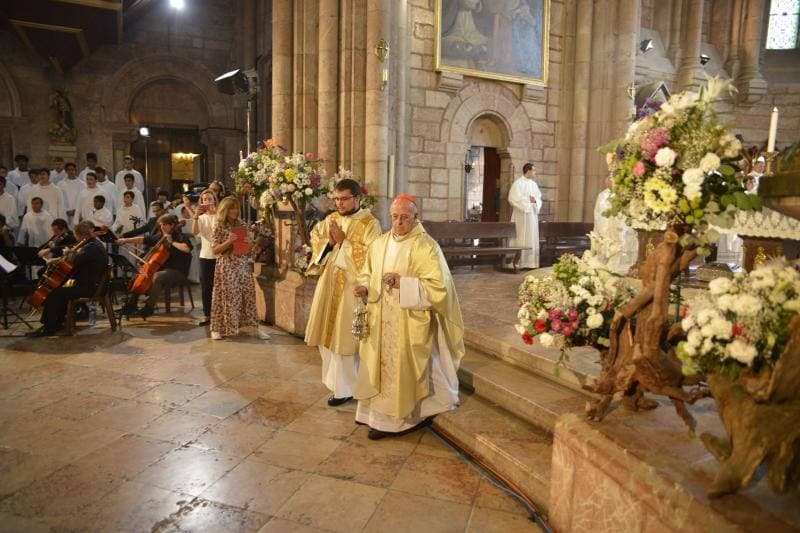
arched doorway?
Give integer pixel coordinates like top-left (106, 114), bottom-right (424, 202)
top-left (465, 114), bottom-right (513, 222)
top-left (128, 78), bottom-right (210, 201)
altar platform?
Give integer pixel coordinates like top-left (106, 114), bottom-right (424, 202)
top-left (443, 266), bottom-right (800, 532)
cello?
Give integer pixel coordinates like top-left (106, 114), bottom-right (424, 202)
top-left (128, 220), bottom-right (185, 295)
top-left (27, 235), bottom-right (94, 308)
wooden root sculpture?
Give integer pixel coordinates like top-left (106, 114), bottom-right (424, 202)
top-left (583, 226), bottom-right (710, 432)
top-left (701, 315), bottom-right (800, 498)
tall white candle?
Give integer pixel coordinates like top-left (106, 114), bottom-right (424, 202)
top-left (239, 150), bottom-right (244, 160)
top-left (767, 107), bottom-right (779, 152)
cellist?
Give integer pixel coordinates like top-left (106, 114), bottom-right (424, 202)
top-left (26, 220), bottom-right (108, 337)
top-left (117, 213), bottom-right (192, 318)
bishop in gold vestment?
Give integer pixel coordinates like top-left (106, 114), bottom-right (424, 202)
top-left (305, 180), bottom-right (382, 405)
top-left (353, 195), bottom-right (464, 438)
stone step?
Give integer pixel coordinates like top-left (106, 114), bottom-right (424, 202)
top-left (432, 391), bottom-right (553, 513)
top-left (464, 328), bottom-right (600, 396)
top-left (458, 347), bottom-right (592, 434)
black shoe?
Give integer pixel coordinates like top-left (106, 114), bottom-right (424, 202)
top-left (139, 305), bottom-right (154, 318)
top-left (367, 428), bottom-right (390, 440)
top-left (327, 396), bottom-right (353, 407)
top-left (197, 318), bottom-right (210, 326)
top-left (26, 326), bottom-right (56, 338)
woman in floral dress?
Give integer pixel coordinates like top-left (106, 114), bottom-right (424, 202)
top-left (210, 197), bottom-right (269, 340)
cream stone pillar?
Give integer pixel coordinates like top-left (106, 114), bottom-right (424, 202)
top-left (363, 0), bottom-right (390, 201)
top-left (318, 0), bottom-right (339, 173)
top-left (293, 0), bottom-right (319, 153)
top-left (271, 0), bottom-right (293, 149)
top-left (667, 0), bottom-right (684, 66)
top-left (676, 0), bottom-right (704, 90)
top-left (724, 0), bottom-right (744, 78)
top-left (736, 0), bottom-right (768, 103)
top-left (568, 0), bottom-right (593, 221)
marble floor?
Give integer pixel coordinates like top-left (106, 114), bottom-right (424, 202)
top-left (0, 306), bottom-right (542, 532)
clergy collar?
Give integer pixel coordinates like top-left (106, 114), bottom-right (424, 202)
top-left (341, 206), bottom-right (361, 217)
top-left (391, 221), bottom-right (422, 242)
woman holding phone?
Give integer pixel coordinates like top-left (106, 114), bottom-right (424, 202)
top-left (185, 189), bottom-right (218, 326)
top-left (209, 196), bottom-right (268, 340)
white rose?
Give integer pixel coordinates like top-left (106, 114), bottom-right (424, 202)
top-left (654, 147), bottom-right (677, 168)
top-left (538, 333), bottom-right (555, 347)
top-left (727, 338), bottom-right (757, 365)
top-left (708, 277), bottom-right (731, 296)
top-left (737, 294), bottom-right (762, 316)
top-left (684, 183), bottom-right (702, 201)
top-left (305, 187), bottom-right (313, 195)
top-left (682, 168), bottom-right (705, 187)
top-left (687, 329), bottom-right (703, 347)
top-left (586, 313), bottom-right (604, 329)
top-left (699, 153), bottom-right (721, 173)
top-left (515, 324), bottom-right (526, 335)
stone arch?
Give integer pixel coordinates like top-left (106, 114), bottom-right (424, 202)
top-left (129, 78), bottom-right (210, 129)
top-left (439, 82), bottom-right (533, 220)
top-left (101, 54), bottom-right (234, 129)
top-left (0, 61), bottom-right (23, 118)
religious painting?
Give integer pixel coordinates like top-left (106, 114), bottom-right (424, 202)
top-left (435, 0), bottom-right (550, 86)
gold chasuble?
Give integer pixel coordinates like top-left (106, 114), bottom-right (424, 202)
top-left (355, 222), bottom-right (465, 430)
top-left (305, 209), bottom-right (382, 356)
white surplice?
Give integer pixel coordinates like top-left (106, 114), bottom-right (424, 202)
top-left (508, 176), bottom-right (542, 269)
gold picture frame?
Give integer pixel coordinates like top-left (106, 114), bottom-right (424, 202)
top-left (435, 0), bottom-right (550, 86)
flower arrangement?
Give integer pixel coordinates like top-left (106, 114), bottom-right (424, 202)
top-left (291, 244), bottom-right (313, 275)
top-left (516, 251), bottom-right (635, 363)
top-left (248, 218), bottom-right (275, 263)
top-left (601, 76), bottom-right (761, 255)
top-left (677, 259), bottom-right (800, 378)
top-left (328, 167), bottom-right (377, 210)
top-left (232, 139), bottom-right (329, 247)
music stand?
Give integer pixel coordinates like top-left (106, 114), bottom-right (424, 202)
top-left (12, 246), bottom-right (45, 281)
top-left (0, 253), bottom-right (33, 330)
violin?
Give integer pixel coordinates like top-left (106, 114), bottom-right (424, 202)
top-left (128, 220), bottom-right (186, 295)
top-left (28, 235), bottom-right (95, 308)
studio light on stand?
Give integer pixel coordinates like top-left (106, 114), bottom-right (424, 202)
top-left (215, 68), bottom-right (258, 220)
top-left (639, 39), bottom-right (654, 53)
top-left (699, 54), bottom-right (711, 66)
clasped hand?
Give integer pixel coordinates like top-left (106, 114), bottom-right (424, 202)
top-left (328, 221), bottom-right (345, 245)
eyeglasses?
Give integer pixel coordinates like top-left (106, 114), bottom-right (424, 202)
top-left (333, 196), bottom-right (355, 203)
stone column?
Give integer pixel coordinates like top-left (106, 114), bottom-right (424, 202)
top-left (736, 0), bottom-right (768, 103)
top-left (676, 0), bottom-right (704, 90)
top-left (318, 0), bottom-right (339, 172)
top-left (363, 0), bottom-right (390, 199)
top-left (567, 0), bottom-right (593, 221)
top-left (667, 0), bottom-right (684, 66)
top-left (271, 0), bottom-right (293, 149)
top-left (293, 0), bottom-right (319, 153)
top-left (724, 0), bottom-right (744, 78)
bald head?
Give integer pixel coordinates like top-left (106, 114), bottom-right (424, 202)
top-left (390, 197), bottom-right (418, 236)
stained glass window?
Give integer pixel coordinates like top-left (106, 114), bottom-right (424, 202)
top-left (766, 0), bottom-right (800, 49)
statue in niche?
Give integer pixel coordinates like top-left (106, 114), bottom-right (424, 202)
top-left (48, 89), bottom-right (76, 145)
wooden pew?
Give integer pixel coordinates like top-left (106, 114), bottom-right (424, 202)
top-left (422, 221), bottom-right (528, 273)
top-left (538, 222), bottom-right (594, 267)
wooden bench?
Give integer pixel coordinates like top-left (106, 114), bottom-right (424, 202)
top-left (422, 221), bottom-right (528, 273)
top-left (539, 222), bottom-right (594, 267)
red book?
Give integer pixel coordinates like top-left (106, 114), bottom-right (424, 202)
top-left (231, 226), bottom-right (250, 256)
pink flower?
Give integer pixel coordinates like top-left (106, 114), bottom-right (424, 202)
top-left (567, 308), bottom-right (579, 321)
top-left (305, 152), bottom-right (314, 160)
top-left (633, 161), bottom-right (646, 177)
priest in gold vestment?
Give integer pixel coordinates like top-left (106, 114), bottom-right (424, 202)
top-left (353, 195), bottom-right (464, 439)
top-left (305, 179), bottom-right (382, 406)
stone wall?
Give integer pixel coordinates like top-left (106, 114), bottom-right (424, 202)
top-left (0, 0), bottom-right (245, 190)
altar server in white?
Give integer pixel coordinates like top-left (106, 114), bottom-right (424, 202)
top-left (508, 162), bottom-right (542, 269)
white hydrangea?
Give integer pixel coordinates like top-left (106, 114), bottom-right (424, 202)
top-left (538, 333), bottom-right (555, 347)
top-left (708, 277), bottom-right (731, 296)
top-left (726, 339), bottom-right (757, 365)
top-left (654, 147), bottom-right (677, 168)
top-left (682, 168), bottom-right (705, 187)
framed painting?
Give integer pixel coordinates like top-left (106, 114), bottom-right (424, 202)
top-left (435, 0), bottom-right (550, 86)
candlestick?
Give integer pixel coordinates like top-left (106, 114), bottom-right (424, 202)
top-left (767, 107), bottom-right (778, 153)
top-left (239, 150), bottom-right (244, 160)
top-left (763, 151), bottom-right (778, 176)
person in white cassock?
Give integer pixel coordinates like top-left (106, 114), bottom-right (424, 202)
top-left (114, 156), bottom-right (145, 192)
top-left (305, 179), bottom-right (382, 406)
top-left (353, 195), bottom-right (465, 440)
top-left (508, 162), bottom-right (542, 269)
